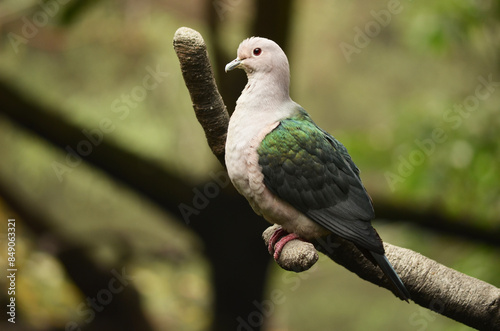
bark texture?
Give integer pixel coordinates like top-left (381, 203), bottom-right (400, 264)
top-left (173, 27), bottom-right (229, 166)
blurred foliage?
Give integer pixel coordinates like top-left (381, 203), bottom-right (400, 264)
top-left (0, 0), bottom-right (499, 330)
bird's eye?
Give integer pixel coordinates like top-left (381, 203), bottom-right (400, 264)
top-left (253, 48), bottom-right (262, 56)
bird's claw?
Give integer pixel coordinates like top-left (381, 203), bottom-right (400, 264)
top-left (268, 228), bottom-right (302, 260)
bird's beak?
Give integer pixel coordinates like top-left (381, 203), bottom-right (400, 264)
top-left (225, 58), bottom-right (242, 72)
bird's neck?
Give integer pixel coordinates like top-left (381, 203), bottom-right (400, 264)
top-left (238, 70), bottom-right (291, 110)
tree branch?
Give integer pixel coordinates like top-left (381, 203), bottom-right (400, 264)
top-left (173, 27), bottom-right (229, 166)
top-left (173, 27), bottom-right (500, 330)
top-left (264, 224), bottom-right (500, 330)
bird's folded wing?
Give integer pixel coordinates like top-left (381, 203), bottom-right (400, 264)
top-left (257, 111), bottom-right (383, 253)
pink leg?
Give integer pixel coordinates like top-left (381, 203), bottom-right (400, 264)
top-left (268, 228), bottom-right (289, 254)
top-left (268, 228), bottom-right (303, 260)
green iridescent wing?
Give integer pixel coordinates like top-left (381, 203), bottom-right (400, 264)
top-left (258, 110), bottom-right (382, 253)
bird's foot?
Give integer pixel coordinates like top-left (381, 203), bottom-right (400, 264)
top-left (268, 228), bottom-right (289, 255)
top-left (268, 228), bottom-right (302, 260)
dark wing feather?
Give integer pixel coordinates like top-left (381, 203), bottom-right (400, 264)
top-left (258, 111), bottom-right (383, 253)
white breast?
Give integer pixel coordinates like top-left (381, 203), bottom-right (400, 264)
top-left (225, 107), bottom-right (275, 202)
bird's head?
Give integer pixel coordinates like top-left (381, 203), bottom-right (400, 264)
top-left (225, 37), bottom-right (289, 77)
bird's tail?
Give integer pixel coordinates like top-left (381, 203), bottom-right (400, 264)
top-left (370, 251), bottom-right (411, 301)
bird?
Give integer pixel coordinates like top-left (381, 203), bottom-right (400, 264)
top-left (224, 37), bottom-right (410, 301)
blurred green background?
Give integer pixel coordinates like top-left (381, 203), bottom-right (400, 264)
top-left (0, 0), bottom-right (499, 330)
